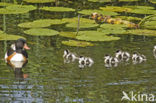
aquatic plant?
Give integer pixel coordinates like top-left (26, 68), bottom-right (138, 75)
top-left (0, 30), bottom-right (25, 40)
top-left (126, 29), bottom-right (156, 36)
top-left (59, 32), bottom-right (76, 38)
top-left (23, 0), bottom-right (55, 3)
top-left (76, 31), bottom-right (120, 41)
top-left (0, 5), bottom-right (36, 14)
top-left (88, 0), bottom-right (111, 2)
top-left (62, 40), bottom-right (94, 47)
top-left (18, 19), bottom-right (66, 28)
top-left (78, 9), bottom-right (118, 16)
top-left (100, 6), bottom-right (132, 13)
top-left (0, 2), bottom-right (15, 6)
top-left (40, 7), bottom-right (75, 12)
top-left (24, 28), bottom-right (59, 36)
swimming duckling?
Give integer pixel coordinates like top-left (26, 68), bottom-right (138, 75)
top-left (132, 52), bottom-right (146, 64)
top-left (63, 49), bottom-right (78, 63)
top-left (104, 54), bottom-right (111, 64)
top-left (78, 56), bottom-right (86, 68)
top-left (115, 50), bottom-right (122, 61)
top-left (109, 56), bottom-right (119, 64)
top-left (153, 46), bottom-right (156, 58)
top-left (84, 57), bottom-right (94, 67)
top-left (121, 51), bottom-right (130, 61)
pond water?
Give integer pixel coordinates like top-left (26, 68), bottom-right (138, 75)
top-left (0, 0), bottom-right (156, 103)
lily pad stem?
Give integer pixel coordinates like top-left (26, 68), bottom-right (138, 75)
top-left (76, 14), bottom-right (80, 36)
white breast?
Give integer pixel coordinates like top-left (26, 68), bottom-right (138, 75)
top-left (10, 53), bottom-right (25, 62)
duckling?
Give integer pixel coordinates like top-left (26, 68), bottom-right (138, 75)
top-left (153, 46), bottom-right (156, 58)
top-left (85, 57), bottom-right (94, 67)
top-left (115, 50), bottom-right (122, 61)
top-left (132, 52), bottom-right (146, 64)
top-left (63, 49), bottom-right (78, 63)
top-left (121, 51), bottom-right (130, 61)
top-left (109, 56), bottom-right (119, 64)
top-left (78, 56), bottom-right (86, 68)
top-left (104, 54), bottom-right (111, 64)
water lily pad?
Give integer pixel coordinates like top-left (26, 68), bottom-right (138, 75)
top-left (98, 24), bottom-right (126, 34)
top-left (88, 0), bottom-right (111, 2)
top-left (115, 16), bottom-right (142, 21)
top-left (59, 32), bottom-right (76, 38)
top-left (125, 6), bottom-right (156, 14)
top-left (66, 23), bottom-right (99, 29)
top-left (24, 28), bottom-right (59, 36)
top-left (100, 6), bottom-right (132, 13)
top-left (62, 40), bottom-right (94, 47)
top-left (0, 2), bottom-right (15, 6)
top-left (78, 9), bottom-right (118, 16)
top-left (24, 0), bottom-right (55, 3)
top-left (76, 31), bottom-right (120, 41)
top-left (126, 29), bottom-right (156, 36)
top-left (40, 7), bottom-right (75, 12)
top-left (149, 0), bottom-right (156, 4)
top-left (18, 19), bottom-right (66, 28)
top-left (142, 21), bottom-right (156, 29)
top-left (0, 5), bottom-right (36, 14)
top-left (119, 0), bottom-right (138, 2)
top-left (0, 31), bottom-right (25, 41)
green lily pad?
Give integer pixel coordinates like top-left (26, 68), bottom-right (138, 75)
top-left (62, 40), bottom-right (94, 47)
top-left (115, 16), bottom-right (142, 21)
top-left (98, 24), bottom-right (126, 34)
top-left (119, 0), bottom-right (138, 2)
top-left (142, 21), bottom-right (156, 29)
top-left (24, 28), bottom-right (59, 36)
top-left (149, 0), bottom-right (156, 4)
top-left (100, 6), bottom-right (132, 13)
top-left (62, 17), bottom-right (98, 29)
top-left (0, 5), bottom-right (36, 14)
top-left (18, 19), bottom-right (66, 28)
top-left (24, 0), bottom-right (55, 3)
top-left (78, 9), bottom-right (118, 16)
top-left (62, 17), bottom-right (95, 24)
top-left (76, 31), bottom-right (120, 41)
top-left (125, 6), bottom-right (156, 14)
top-left (59, 32), bottom-right (77, 38)
top-left (0, 31), bottom-right (25, 41)
top-left (88, 0), bottom-right (111, 2)
top-left (0, 2), bottom-right (15, 6)
top-left (40, 7), bottom-right (75, 12)
top-left (126, 29), bottom-right (156, 36)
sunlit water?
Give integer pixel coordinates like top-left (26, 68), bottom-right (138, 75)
top-left (0, 1), bottom-right (156, 103)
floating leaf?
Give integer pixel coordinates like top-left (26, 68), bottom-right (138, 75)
top-left (119, 0), bottom-right (138, 2)
top-left (149, 0), bottom-right (156, 4)
top-left (126, 29), bottom-right (156, 36)
top-left (115, 16), bottom-right (142, 21)
top-left (59, 32), bottom-right (76, 38)
top-left (0, 5), bottom-right (36, 14)
top-left (24, 0), bottom-right (55, 3)
top-left (100, 6), bottom-right (132, 13)
top-left (24, 28), bottom-right (59, 36)
top-left (40, 7), bottom-right (75, 12)
top-left (18, 19), bottom-right (66, 28)
top-left (76, 31), bottom-right (120, 41)
top-left (0, 31), bottom-right (25, 41)
top-left (142, 21), bottom-right (156, 29)
top-left (78, 9), bottom-right (118, 16)
top-left (62, 40), bottom-right (94, 47)
top-left (0, 2), bottom-right (15, 6)
top-left (62, 17), bottom-right (98, 29)
top-left (98, 24), bottom-right (126, 34)
top-left (88, 0), bottom-right (111, 2)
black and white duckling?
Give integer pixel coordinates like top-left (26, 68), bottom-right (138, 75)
top-left (109, 56), bottom-right (119, 64)
top-left (121, 51), bottom-right (130, 61)
top-left (5, 38), bottom-right (30, 62)
top-left (84, 57), bottom-right (94, 67)
top-left (115, 50), bottom-right (122, 61)
top-left (78, 56), bottom-right (86, 68)
top-left (63, 49), bottom-right (78, 63)
top-left (153, 46), bottom-right (156, 58)
top-left (132, 52), bottom-right (146, 64)
top-left (104, 54), bottom-right (111, 64)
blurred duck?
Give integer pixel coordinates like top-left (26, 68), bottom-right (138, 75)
top-left (115, 50), bottom-right (130, 61)
top-left (104, 54), bottom-right (111, 64)
top-left (63, 49), bottom-right (78, 63)
top-left (84, 57), bottom-right (94, 67)
top-left (132, 52), bottom-right (146, 64)
top-left (78, 56), bottom-right (86, 68)
top-left (121, 51), bottom-right (130, 61)
top-left (5, 38), bottom-right (30, 62)
top-left (153, 46), bottom-right (156, 58)
top-left (104, 54), bottom-right (118, 68)
top-left (115, 50), bottom-right (122, 61)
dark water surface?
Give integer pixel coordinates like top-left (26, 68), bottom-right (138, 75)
top-left (0, 0), bottom-right (156, 103)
